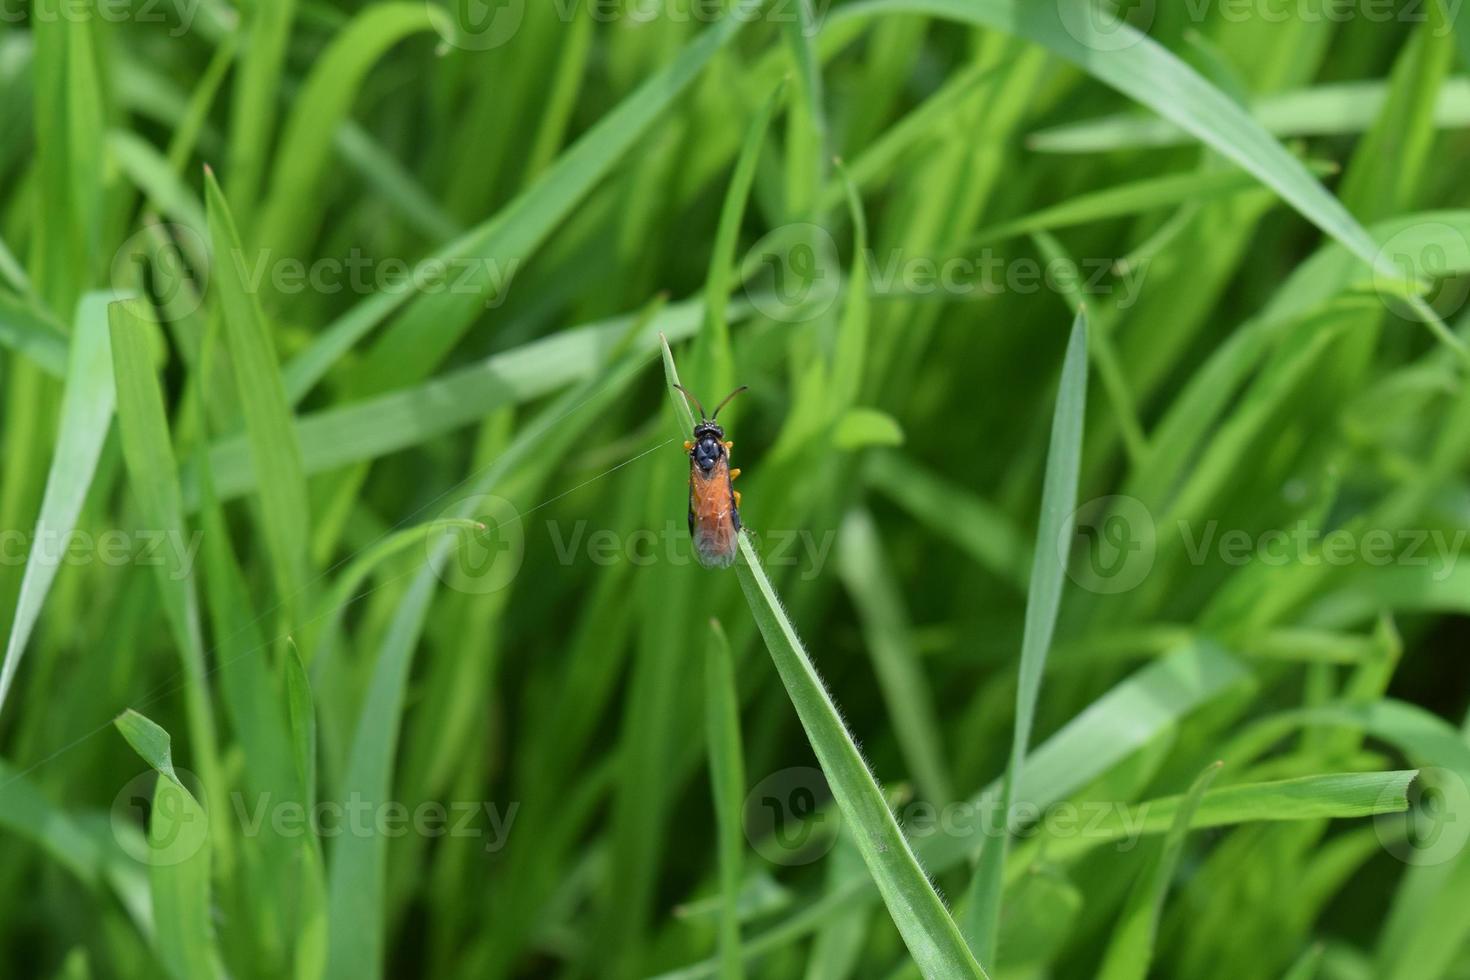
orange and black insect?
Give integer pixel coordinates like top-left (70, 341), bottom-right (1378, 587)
top-left (675, 384), bottom-right (747, 568)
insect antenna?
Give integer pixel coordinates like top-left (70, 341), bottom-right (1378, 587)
top-left (672, 384), bottom-right (708, 420)
top-left (710, 385), bottom-right (749, 420)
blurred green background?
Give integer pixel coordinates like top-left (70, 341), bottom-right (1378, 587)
top-left (3, 0), bottom-right (1470, 977)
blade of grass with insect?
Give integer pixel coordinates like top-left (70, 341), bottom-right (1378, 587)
top-left (114, 708), bottom-right (220, 980)
top-left (963, 309), bottom-right (1087, 964)
top-left (1097, 762), bottom-right (1223, 980)
top-left (0, 292), bottom-right (117, 719)
top-left (705, 619), bottom-right (746, 980)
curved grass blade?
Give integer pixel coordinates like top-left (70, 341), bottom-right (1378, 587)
top-left (694, 80), bottom-right (782, 399)
top-left (0, 292), bottom-right (117, 720)
top-left (963, 310), bottom-right (1088, 963)
top-left (256, 2), bottom-right (440, 258)
top-left (834, 0), bottom-right (1440, 318)
top-left (734, 530), bottom-right (988, 979)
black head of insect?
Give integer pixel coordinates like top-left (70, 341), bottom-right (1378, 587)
top-left (675, 384), bottom-right (746, 472)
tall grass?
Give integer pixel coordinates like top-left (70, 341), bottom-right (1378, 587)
top-left (2, 0), bottom-right (1469, 978)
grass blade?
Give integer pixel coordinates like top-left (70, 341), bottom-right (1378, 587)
top-left (108, 299), bottom-right (224, 819)
top-left (734, 531), bottom-right (987, 979)
top-left (835, 0), bottom-right (1426, 300)
top-left (0, 292), bottom-right (117, 719)
top-left (204, 167), bottom-right (312, 624)
top-left (963, 309), bottom-right (1088, 963)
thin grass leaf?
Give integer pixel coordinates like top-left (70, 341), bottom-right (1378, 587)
top-left (257, 3), bottom-right (440, 258)
top-left (0, 279), bottom-right (69, 378)
top-left (1097, 761), bottom-right (1223, 980)
top-left (657, 643), bottom-right (1250, 979)
top-left (108, 300), bottom-right (224, 819)
top-left (204, 167), bottom-right (312, 624)
top-left (705, 618), bottom-right (746, 980)
top-left (1028, 78), bottom-right (1470, 152)
top-left (866, 450), bottom-right (1029, 591)
top-left (0, 292), bottom-right (117, 719)
top-left (693, 81), bottom-right (782, 399)
top-left (734, 531), bottom-right (987, 979)
top-left (964, 309), bottom-right (1088, 963)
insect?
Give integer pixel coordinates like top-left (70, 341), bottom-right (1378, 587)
top-left (674, 384), bottom-right (747, 568)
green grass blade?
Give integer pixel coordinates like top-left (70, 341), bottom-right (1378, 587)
top-left (836, 0), bottom-right (1425, 298)
top-left (965, 162), bottom-right (1337, 247)
top-left (964, 309), bottom-right (1088, 963)
top-left (658, 643), bottom-right (1250, 979)
top-left (114, 709), bottom-right (220, 980)
top-left (1039, 770), bottom-right (1417, 863)
top-left (704, 619), bottom-right (746, 980)
top-left (1028, 78), bottom-right (1470, 152)
top-left (204, 167), bottom-right (312, 624)
top-left (1097, 762), bottom-right (1223, 980)
top-left (108, 300), bottom-right (223, 809)
top-left (0, 292), bottom-right (117, 718)
top-left (0, 287), bottom-right (69, 377)
top-left (693, 81), bottom-right (782, 398)
top-left (734, 531), bottom-right (988, 979)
